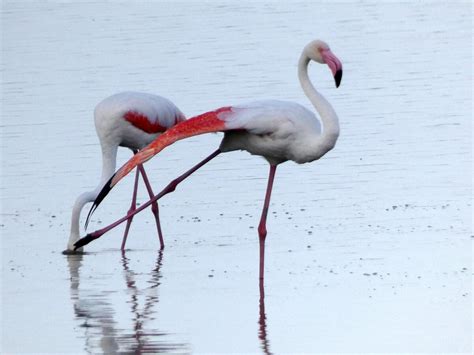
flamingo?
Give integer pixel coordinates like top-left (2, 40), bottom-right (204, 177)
top-left (65, 91), bottom-right (185, 253)
top-left (75, 39), bottom-right (342, 279)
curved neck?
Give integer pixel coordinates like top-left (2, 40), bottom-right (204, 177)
top-left (70, 191), bottom-right (97, 239)
top-left (298, 53), bottom-right (339, 151)
top-left (99, 144), bottom-right (118, 185)
top-left (68, 145), bottom-right (118, 246)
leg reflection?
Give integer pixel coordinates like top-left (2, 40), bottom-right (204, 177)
top-left (66, 251), bottom-right (187, 353)
top-left (121, 249), bottom-right (165, 353)
top-left (67, 254), bottom-right (120, 354)
top-left (258, 278), bottom-right (273, 355)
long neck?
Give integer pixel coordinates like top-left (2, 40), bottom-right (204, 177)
top-left (298, 53), bottom-right (339, 152)
top-left (99, 144), bottom-right (118, 186)
top-left (68, 145), bottom-right (118, 245)
top-left (69, 190), bottom-right (97, 240)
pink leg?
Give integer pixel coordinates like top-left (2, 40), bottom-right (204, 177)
top-left (121, 167), bottom-right (140, 250)
top-left (74, 149), bottom-right (222, 250)
top-left (137, 164), bottom-right (165, 249)
top-left (257, 165), bottom-right (277, 281)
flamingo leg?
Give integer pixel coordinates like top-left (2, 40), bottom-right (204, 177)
top-left (121, 167), bottom-right (140, 250)
top-left (136, 164), bottom-right (165, 249)
top-left (152, 148), bottom-right (221, 199)
top-left (257, 164), bottom-right (277, 281)
top-left (74, 149), bottom-right (222, 250)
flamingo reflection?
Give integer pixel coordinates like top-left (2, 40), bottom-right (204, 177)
top-left (68, 251), bottom-right (273, 354)
top-left (121, 250), bottom-right (172, 353)
top-left (66, 251), bottom-right (187, 353)
top-left (258, 279), bottom-right (272, 355)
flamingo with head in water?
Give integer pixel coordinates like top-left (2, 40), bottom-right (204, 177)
top-left (76, 40), bottom-right (342, 279)
top-left (65, 91), bottom-right (185, 253)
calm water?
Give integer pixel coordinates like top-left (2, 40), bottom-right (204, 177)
top-left (1, 1), bottom-right (472, 353)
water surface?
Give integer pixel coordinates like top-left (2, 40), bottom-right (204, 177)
top-left (1, 1), bottom-right (472, 353)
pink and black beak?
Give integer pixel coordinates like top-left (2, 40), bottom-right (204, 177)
top-left (334, 69), bottom-right (342, 88)
top-left (321, 49), bottom-right (343, 88)
top-left (84, 174), bottom-right (115, 230)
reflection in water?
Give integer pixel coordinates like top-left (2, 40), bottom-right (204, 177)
top-left (67, 251), bottom-right (187, 354)
top-left (121, 250), bottom-right (172, 353)
top-left (258, 279), bottom-right (272, 355)
top-left (67, 251), bottom-right (273, 353)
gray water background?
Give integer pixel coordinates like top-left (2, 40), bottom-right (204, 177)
top-left (1, 1), bottom-right (472, 353)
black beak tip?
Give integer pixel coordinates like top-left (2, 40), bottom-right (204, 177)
top-left (335, 69), bottom-right (342, 88)
top-left (73, 240), bottom-right (84, 251)
top-left (73, 233), bottom-right (98, 250)
top-left (84, 174), bottom-right (115, 230)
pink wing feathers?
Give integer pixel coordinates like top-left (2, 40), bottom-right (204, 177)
top-left (113, 106), bottom-right (232, 186)
top-left (85, 106), bottom-right (234, 227)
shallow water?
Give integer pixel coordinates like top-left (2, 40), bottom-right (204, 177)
top-left (1, 1), bottom-right (472, 353)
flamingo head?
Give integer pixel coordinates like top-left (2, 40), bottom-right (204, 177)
top-left (304, 40), bottom-right (343, 88)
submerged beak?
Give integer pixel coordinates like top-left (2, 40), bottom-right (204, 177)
top-left (321, 49), bottom-right (343, 88)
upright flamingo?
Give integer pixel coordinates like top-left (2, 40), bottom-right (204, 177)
top-left (65, 92), bottom-right (185, 253)
top-left (76, 40), bottom-right (342, 279)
